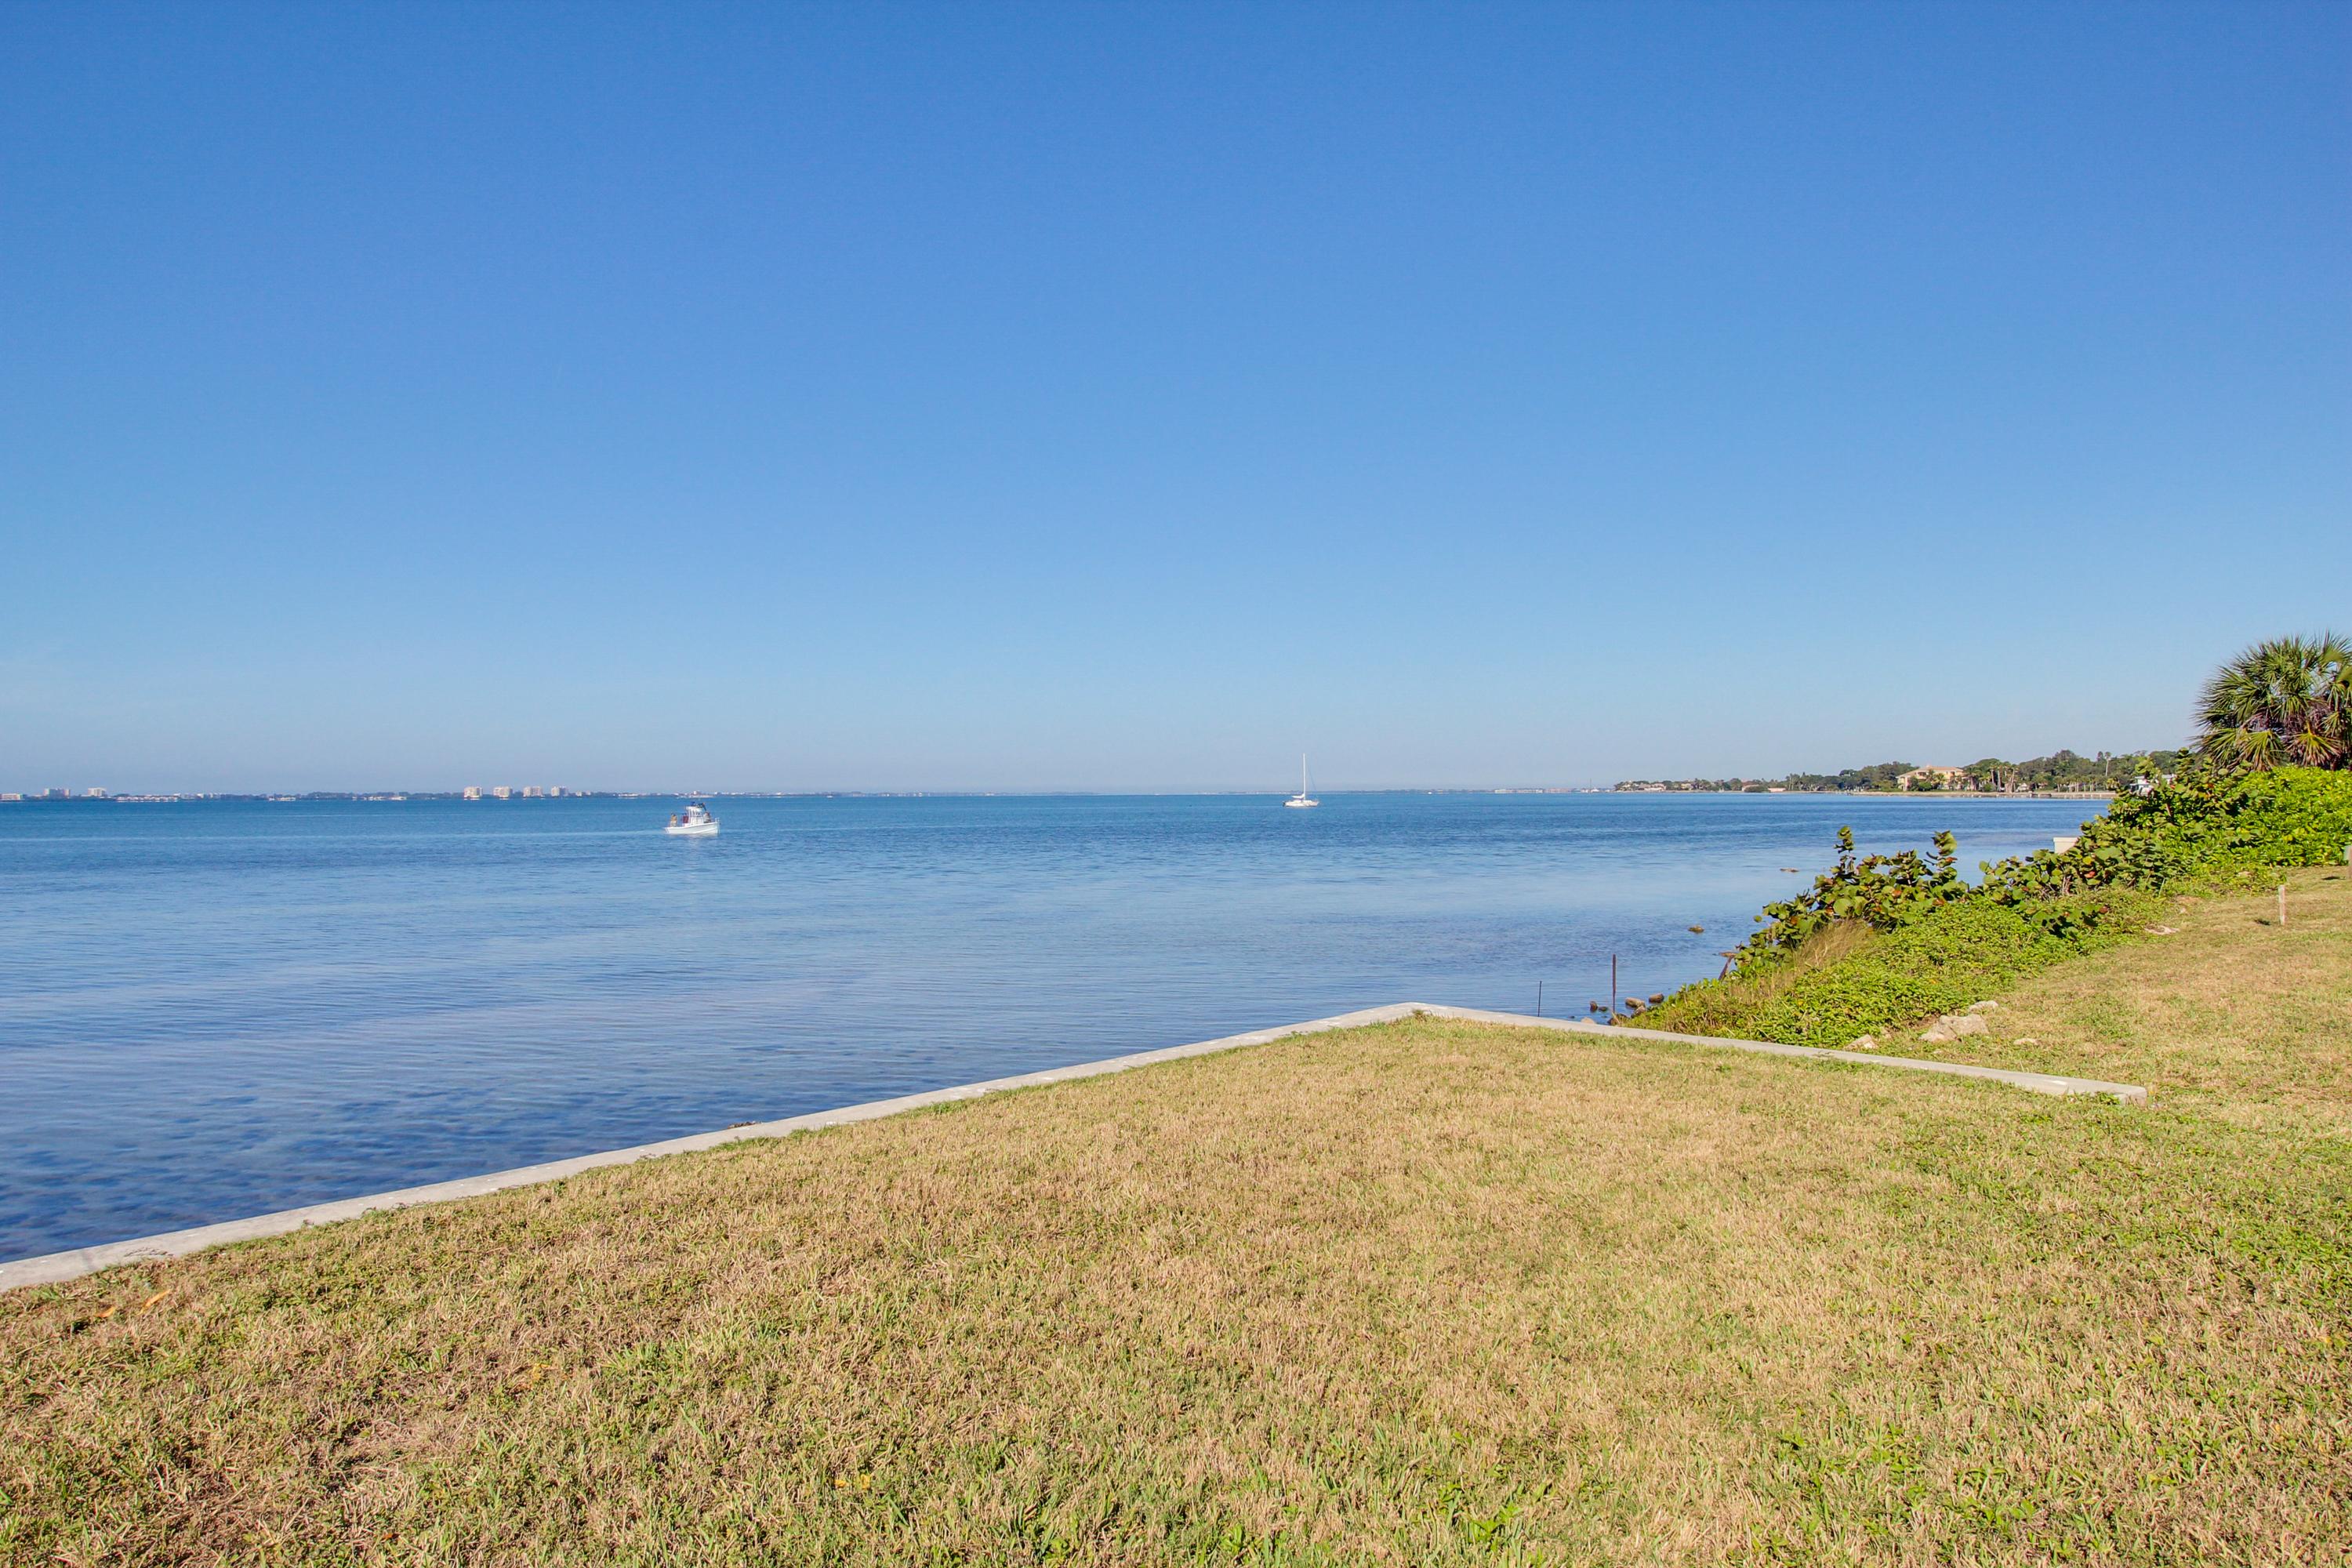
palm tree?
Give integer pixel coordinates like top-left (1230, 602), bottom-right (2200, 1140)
top-left (2195, 633), bottom-right (2352, 771)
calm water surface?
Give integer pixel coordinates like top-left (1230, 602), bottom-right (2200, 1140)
top-left (0, 793), bottom-right (2107, 1259)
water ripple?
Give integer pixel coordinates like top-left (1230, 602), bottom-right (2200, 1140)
top-left (0, 793), bottom-right (2103, 1257)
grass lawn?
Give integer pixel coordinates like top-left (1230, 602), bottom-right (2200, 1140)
top-left (3, 877), bottom-right (2346, 1566)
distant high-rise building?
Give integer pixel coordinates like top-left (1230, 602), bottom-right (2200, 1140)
top-left (491, 786), bottom-right (512, 800)
top-left (520, 786), bottom-right (543, 798)
top-left (0, 793), bottom-right (20, 803)
top-left (45, 788), bottom-right (70, 800)
top-left (548, 786), bottom-right (565, 797)
top-left (85, 787), bottom-right (108, 798)
top-left (463, 786), bottom-right (482, 800)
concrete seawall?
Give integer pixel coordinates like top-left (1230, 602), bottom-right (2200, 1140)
top-left (0, 1005), bottom-right (2143, 1293)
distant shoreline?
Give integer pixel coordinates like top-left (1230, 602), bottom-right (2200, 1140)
top-left (1609, 789), bottom-right (2117, 802)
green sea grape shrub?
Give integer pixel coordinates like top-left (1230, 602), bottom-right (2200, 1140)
top-left (1648, 892), bottom-right (2154, 1051)
top-left (1735, 828), bottom-right (1969, 969)
top-left (1980, 764), bottom-right (2352, 903)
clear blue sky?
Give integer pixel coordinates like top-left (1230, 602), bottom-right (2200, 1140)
top-left (4, 3), bottom-right (2346, 793)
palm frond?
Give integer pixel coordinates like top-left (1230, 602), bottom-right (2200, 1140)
top-left (2194, 631), bottom-right (2352, 772)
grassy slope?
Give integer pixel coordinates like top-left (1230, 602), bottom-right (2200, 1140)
top-left (1894, 866), bottom-right (2352, 1135)
top-left (1634, 889), bottom-right (2172, 1054)
top-left (2, 880), bottom-right (2347, 1566)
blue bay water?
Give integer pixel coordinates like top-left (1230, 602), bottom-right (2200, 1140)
top-left (0, 793), bottom-right (2107, 1260)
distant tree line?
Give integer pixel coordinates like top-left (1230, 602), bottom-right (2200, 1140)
top-left (1621, 631), bottom-right (2348, 794)
top-left (1615, 747), bottom-right (2190, 794)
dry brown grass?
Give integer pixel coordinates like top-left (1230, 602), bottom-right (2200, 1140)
top-left (1922, 866), bottom-right (2352, 1133)
top-left (2, 879), bottom-right (2347, 1566)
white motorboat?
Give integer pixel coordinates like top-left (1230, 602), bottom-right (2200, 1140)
top-left (664, 800), bottom-right (719, 837)
top-left (1284, 753), bottom-right (1319, 808)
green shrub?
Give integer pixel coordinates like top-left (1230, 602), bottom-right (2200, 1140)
top-left (1980, 764), bottom-right (2352, 902)
top-left (1737, 826), bottom-right (1971, 964)
top-left (1733, 766), bottom-right (2352, 972)
top-left (2184, 765), bottom-right (2352, 869)
top-left (1644, 892), bottom-right (2158, 1051)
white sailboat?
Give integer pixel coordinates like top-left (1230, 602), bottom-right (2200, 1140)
top-left (1284, 753), bottom-right (1319, 808)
